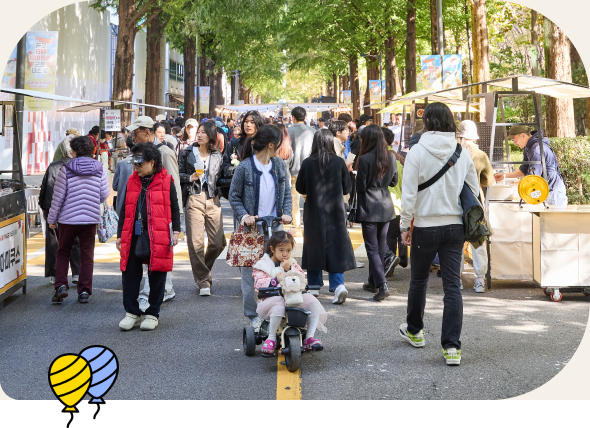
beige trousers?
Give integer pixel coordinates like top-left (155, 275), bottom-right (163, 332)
top-left (185, 193), bottom-right (227, 289)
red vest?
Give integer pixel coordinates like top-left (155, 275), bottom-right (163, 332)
top-left (120, 169), bottom-right (173, 272)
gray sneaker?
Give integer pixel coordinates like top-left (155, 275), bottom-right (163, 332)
top-left (250, 317), bottom-right (263, 330)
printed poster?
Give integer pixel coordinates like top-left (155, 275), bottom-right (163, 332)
top-left (442, 54), bottom-right (462, 98)
top-left (342, 90), bottom-right (351, 104)
top-left (198, 86), bottom-right (210, 114)
top-left (0, 214), bottom-right (26, 293)
top-left (0, 46), bottom-right (17, 102)
top-left (421, 55), bottom-right (442, 91)
top-left (24, 31), bottom-right (59, 111)
top-left (369, 80), bottom-right (382, 104)
top-left (104, 109), bottom-right (121, 132)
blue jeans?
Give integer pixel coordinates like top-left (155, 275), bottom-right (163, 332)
top-left (406, 224), bottom-right (464, 350)
top-left (307, 271), bottom-right (344, 292)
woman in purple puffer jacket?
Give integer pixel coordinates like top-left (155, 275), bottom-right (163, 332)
top-left (48, 136), bottom-right (110, 304)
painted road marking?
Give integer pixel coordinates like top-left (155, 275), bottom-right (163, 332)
top-left (276, 353), bottom-right (301, 400)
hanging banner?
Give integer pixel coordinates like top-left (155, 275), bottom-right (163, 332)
top-left (342, 90), bottom-right (351, 104)
top-left (24, 31), bottom-right (59, 111)
top-left (197, 86), bottom-right (210, 114)
top-left (442, 54), bottom-right (463, 98)
top-left (104, 109), bottom-right (121, 132)
top-left (0, 214), bottom-right (26, 294)
top-left (421, 55), bottom-right (442, 91)
top-left (0, 46), bottom-right (18, 102)
top-left (369, 80), bottom-right (382, 105)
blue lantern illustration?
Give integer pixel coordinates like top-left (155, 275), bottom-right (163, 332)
top-left (79, 346), bottom-right (119, 419)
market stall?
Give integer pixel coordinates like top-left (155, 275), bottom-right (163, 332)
top-left (386, 75), bottom-right (590, 300)
top-left (0, 88), bottom-right (90, 308)
top-left (215, 102), bottom-right (352, 121)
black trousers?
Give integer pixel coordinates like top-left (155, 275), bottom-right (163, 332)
top-left (367, 216), bottom-right (407, 285)
top-left (45, 221), bottom-right (80, 278)
top-left (122, 239), bottom-right (167, 318)
top-left (361, 221), bottom-right (390, 287)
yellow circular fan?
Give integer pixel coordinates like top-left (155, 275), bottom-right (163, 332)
top-left (518, 175), bottom-right (549, 205)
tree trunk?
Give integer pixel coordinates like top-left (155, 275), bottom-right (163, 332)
top-left (113, 0), bottom-right (139, 123)
top-left (385, 32), bottom-right (400, 100)
top-left (465, 0), bottom-right (473, 85)
top-left (530, 10), bottom-right (543, 130)
top-left (471, 0), bottom-right (490, 121)
top-left (216, 70), bottom-right (223, 110)
top-left (364, 53), bottom-right (379, 116)
top-left (145, 10), bottom-right (163, 119)
top-left (350, 55), bottom-right (360, 119)
top-left (230, 74), bottom-right (236, 105)
top-left (183, 36), bottom-right (195, 119)
top-left (207, 57), bottom-right (216, 117)
top-left (333, 73), bottom-right (338, 99)
top-left (430, 0), bottom-right (438, 55)
top-left (405, 0), bottom-right (417, 93)
top-left (338, 75), bottom-right (343, 102)
top-left (570, 41), bottom-right (587, 136)
top-left (544, 18), bottom-right (575, 137)
top-left (327, 79), bottom-right (333, 97)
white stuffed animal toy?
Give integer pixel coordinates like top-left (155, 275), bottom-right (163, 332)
top-left (278, 270), bottom-right (306, 307)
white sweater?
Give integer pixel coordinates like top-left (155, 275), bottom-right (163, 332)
top-left (400, 131), bottom-right (479, 229)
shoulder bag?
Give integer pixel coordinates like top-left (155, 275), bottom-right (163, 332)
top-left (417, 144), bottom-right (491, 245)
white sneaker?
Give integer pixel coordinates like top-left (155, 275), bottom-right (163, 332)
top-left (49, 276), bottom-right (55, 285)
top-left (163, 290), bottom-right (176, 302)
top-left (199, 287), bottom-right (211, 296)
top-left (119, 313), bottom-right (141, 331)
top-left (443, 348), bottom-right (461, 365)
top-left (356, 261), bottom-right (365, 268)
top-left (474, 278), bottom-right (485, 293)
top-left (138, 298), bottom-right (149, 313)
top-left (72, 275), bottom-right (79, 284)
top-left (251, 317), bottom-right (263, 330)
top-left (332, 284), bottom-right (348, 305)
top-left (140, 315), bottom-right (158, 331)
top-left (460, 280), bottom-right (463, 290)
top-left (309, 289), bottom-right (319, 297)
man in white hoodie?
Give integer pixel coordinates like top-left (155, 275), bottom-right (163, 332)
top-left (398, 102), bottom-right (479, 366)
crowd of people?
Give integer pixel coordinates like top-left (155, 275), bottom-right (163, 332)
top-left (38, 100), bottom-right (569, 366)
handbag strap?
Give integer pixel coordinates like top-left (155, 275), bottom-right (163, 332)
top-left (417, 144), bottom-right (462, 192)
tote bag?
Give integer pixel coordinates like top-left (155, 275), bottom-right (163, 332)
top-left (98, 202), bottom-right (119, 243)
top-left (226, 225), bottom-right (265, 267)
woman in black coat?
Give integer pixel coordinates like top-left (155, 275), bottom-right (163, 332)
top-left (296, 129), bottom-right (356, 305)
top-left (356, 125), bottom-right (397, 301)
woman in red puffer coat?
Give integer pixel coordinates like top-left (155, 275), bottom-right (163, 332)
top-left (115, 143), bottom-right (181, 332)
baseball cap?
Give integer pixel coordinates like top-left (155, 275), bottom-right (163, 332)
top-left (359, 114), bottom-right (374, 123)
top-left (508, 125), bottom-right (530, 139)
top-left (185, 118), bottom-right (199, 128)
top-left (131, 155), bottom-right (146, 164)
top-left (127, 116), bottom-right (155, 131)
top-left (66, 127), bottom-right (80, 136)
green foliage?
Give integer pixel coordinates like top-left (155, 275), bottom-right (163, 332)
top-left (549, 137), bottom-right (590, 204)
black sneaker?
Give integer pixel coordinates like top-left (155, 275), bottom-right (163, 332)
top-left (385, 256), bottom-right (401, 278)
top-left (78, 292), bottom-right (90, 303)
top-left (399, 255), bottom-right (408, 268)
top-left (437, 269), bottom-right (442, 278)
top-left (52, 285), bottom-right (69, 303)
top-left (362, 281), bottom-right (377, 293)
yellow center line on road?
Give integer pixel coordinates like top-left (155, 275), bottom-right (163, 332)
top-left (275, 353), bottom-right (301, 400)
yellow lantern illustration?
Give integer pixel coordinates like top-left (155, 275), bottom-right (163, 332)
top-left (48, 354), bottom-right (92, 427)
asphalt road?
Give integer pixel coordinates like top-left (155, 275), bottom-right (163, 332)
top-left (1, 195), bottom-right (588, 400)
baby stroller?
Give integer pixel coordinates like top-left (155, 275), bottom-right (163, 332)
top-left (242, 216), bottom-right (322, 372)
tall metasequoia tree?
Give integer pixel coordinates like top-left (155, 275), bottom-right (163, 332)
top-left (470, 0), bottom-right (490, 121)
top-left (385, 29), bottom-right (401, 100)
top-left (569, 41), bottom-right (588, 136)
top-left (327, 79), bottom-right (334, 97)
top-left (530, 11), bottom-right (543, 128)
top-left (145, 8), bottom-right (170, 119)
top-left (405, 0), bottom-right (417, 94)
top-left (544, 18), bottom-right (575, 137)
top-left (112, 0), bottom-right (158, 121)
top-left (183, 36), bottom-right (196, 119)
top-left (350, 55), bottom-right (361, 119)
top-left (333, 73), bottom-right (338, 99)
top-left (430, 0), bottom-right (438, 54)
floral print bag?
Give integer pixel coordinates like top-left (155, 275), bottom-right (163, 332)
top-left (226, 225), bottom-right (265, 267)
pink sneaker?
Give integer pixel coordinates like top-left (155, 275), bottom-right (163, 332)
top-left (261, 339), bottom-right (277, 355)
top-left (303, 337), bottom-right (323, 352)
